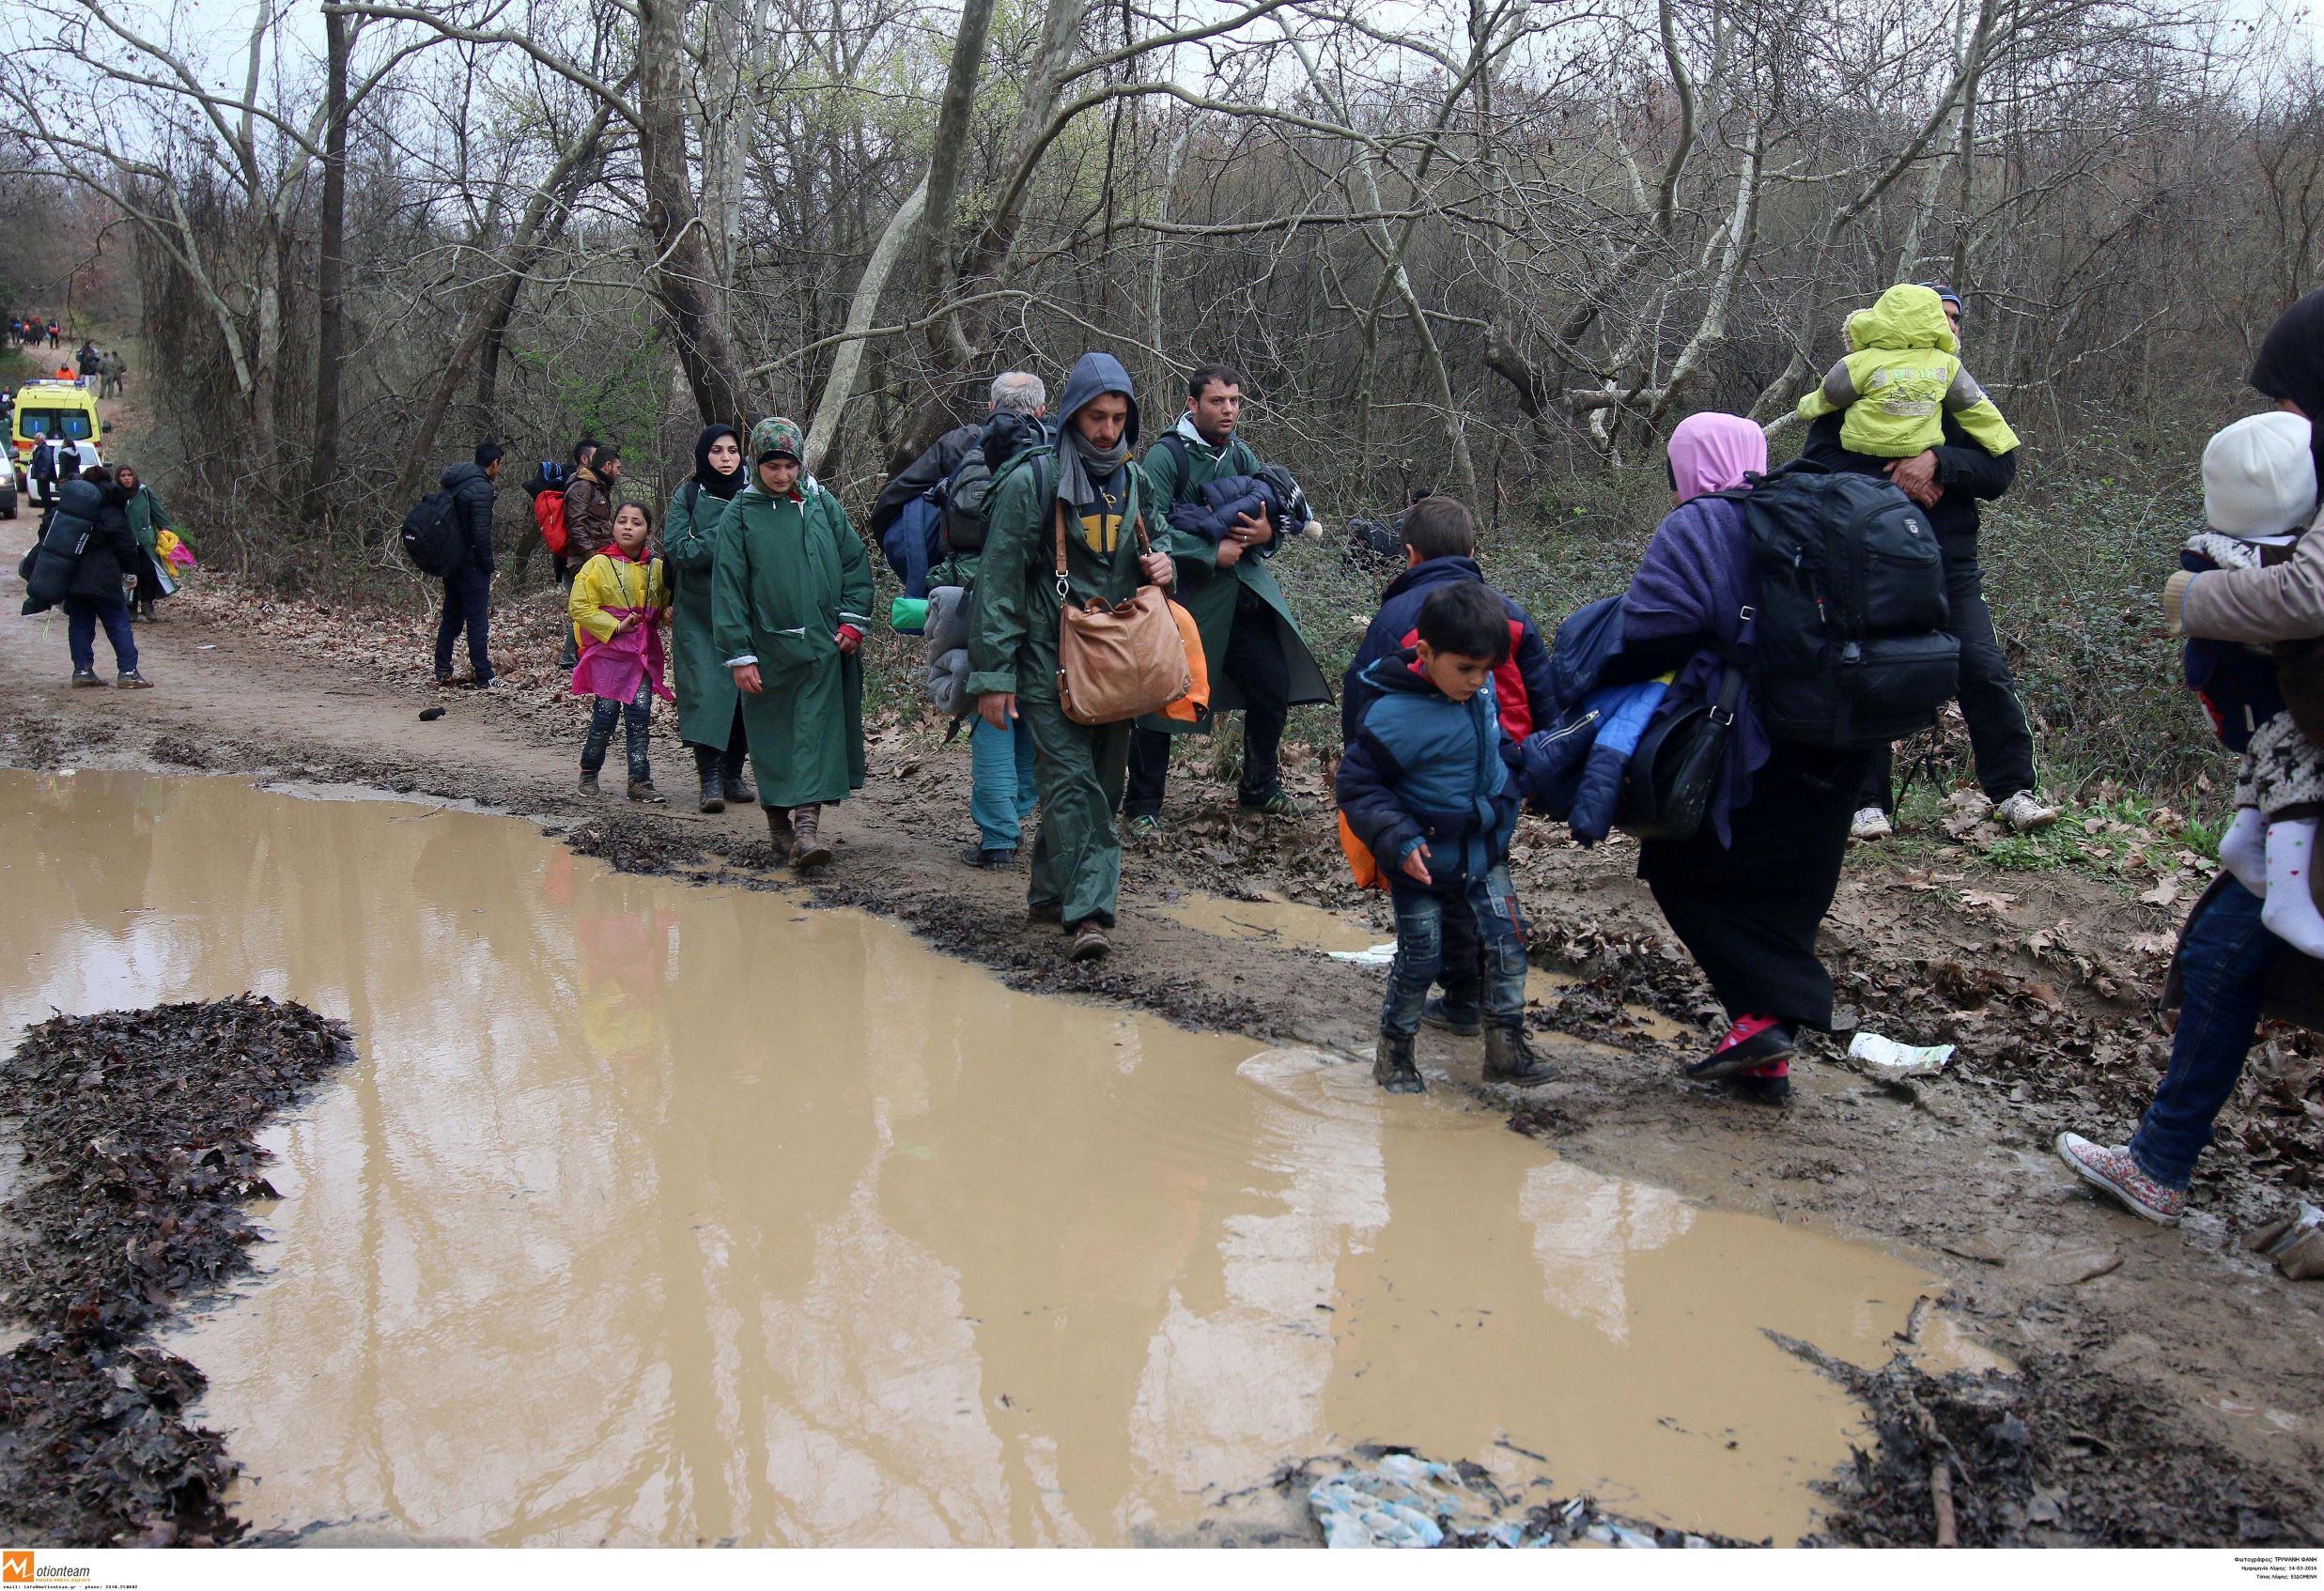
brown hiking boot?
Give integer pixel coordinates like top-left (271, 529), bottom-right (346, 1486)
top-left (1373, 1031), bottom-right (1424, 1093)
top-left (1068, 919), bottom-right (1111, 962)
top-left (1483, 1025), bottom-right (1557, 1086)
top-left (763, 805), bottom-right (795, 860)
top-left (789, 802), bottom-right (832, 872)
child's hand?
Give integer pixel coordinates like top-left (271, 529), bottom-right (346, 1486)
top-left (612, 613), bottom-right (640, 635)
top-left (1399, 843), bottom-right (1433, 886)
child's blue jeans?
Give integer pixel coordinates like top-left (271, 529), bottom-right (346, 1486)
top-left (1384, 865), bottom-right (1527, 1039)
top-left (2130, 879), bottom-right (2285, 1189)
top-left (582, 680), bottom-right (653, 784)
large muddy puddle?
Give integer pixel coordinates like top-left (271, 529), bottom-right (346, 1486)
top-left (3, 770), bottom-right (1982, 1546)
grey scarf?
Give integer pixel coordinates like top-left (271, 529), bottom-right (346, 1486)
top-left (1056, 425), bottom-right (1131, 518)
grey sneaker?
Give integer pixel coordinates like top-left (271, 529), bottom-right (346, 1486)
top-left (1123, 813), bottom-right (1166, 842)
top-left (70, 670), bottom-right (104, 687)
top-left (2055, 1133), bottom-right (2183, 1226)
top-left (1997, 791), bottom-right (2060, 832)
top-left (116, 672), bottom-right (153, 690)
top-left (1850, 806), bottom-right (1893, 841)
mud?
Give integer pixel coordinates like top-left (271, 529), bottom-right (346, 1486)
top-left (6, 531), bottom-right (2324, 1547)
top-left (4, 771), bottom-right (1991, 1546)
top-left (0, 996), bottom-right (354, 1546)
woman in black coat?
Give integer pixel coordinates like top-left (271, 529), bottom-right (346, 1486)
top-left (61, 469), bottom-right (149, 687)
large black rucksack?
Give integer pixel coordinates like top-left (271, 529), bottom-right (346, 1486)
top-left (400, 489), bottom-right (463, 576)
top-left (1725, 462), bottom-right (1959, 749)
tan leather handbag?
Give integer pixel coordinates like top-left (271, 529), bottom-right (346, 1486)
top-left (1052, 501), bottom-right (1191, 726)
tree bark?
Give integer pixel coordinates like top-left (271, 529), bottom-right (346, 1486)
top-left (303, 4), bottom-right (350, 532)
top-left (638, 0), bottom-right (750, 425)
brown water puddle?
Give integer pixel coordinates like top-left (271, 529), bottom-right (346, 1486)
top-left (1159, 890), bottom-right (1692, 1042)
top-left (2, 771), bottom-right (1983, 1546)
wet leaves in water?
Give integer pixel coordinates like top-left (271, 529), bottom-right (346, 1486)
top-left (0, 996), bottom-right (355, 1547)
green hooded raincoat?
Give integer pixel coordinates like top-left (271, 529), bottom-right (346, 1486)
top-left (708, 477), bottom-right (875, 810)
top-left (665, 473), bottom-right (742, 746)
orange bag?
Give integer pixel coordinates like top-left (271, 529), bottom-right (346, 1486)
top-left (1339, 812), bottom-right (1386, 891)
top-left (1160, 598), bottom-right (1209, 723)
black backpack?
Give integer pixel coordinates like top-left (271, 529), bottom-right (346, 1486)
top-left (1725, 462), bottom-right (1959, 749)
top-left (400, 489), bottom-right (463, 576)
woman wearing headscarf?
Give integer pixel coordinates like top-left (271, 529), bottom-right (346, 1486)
top-left (1610, 412), bottom-right (1875, 1106)
top-left (709, 417), bottom-right (875, 871)
top-left (667, 424), bottom-right (751, 812)
top-left (2058, 289), bottom-right (2324, 1228)
top-left (115, 465), bottom-right (174, 622)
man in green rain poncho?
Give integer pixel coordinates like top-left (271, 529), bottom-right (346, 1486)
top-left (710, 417), bottom-right (875, 872)
top-left (968, 352), bottom-right (1178, 964)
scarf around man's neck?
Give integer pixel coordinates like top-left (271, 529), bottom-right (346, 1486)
top-left (1056, 425), bottom-right (1130, 519)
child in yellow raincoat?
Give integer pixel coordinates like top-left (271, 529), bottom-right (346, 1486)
top-left (1796, 283), bottom-right (2021, 461)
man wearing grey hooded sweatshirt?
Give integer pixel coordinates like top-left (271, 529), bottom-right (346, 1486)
top-left (968, 352), bottom-right (1176, 963)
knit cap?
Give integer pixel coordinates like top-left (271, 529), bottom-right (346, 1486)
top-left (2204, 411), bottom-right (2318, 536)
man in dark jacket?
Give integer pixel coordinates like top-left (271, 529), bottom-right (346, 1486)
top-left (58, 469), bottom-right (148, 687)
top-left (1123, 364), bottom-right (1332, 832)
top-left (74, 342), bottom-right (97, 388)
top-left (434, 440), bottom-right (502, 688)
top-left (1799, 284), bottom-right (2052, 838)
top-left (1341, 494), bottom-right (1554, 1038)
top-left (28, 433), bottom-right (61, 506)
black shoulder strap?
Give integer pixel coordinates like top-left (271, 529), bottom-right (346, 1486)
top-left (684, 480), bottom-right (702, 517)
top-left (1156, 432), bottom-right (1191, 476)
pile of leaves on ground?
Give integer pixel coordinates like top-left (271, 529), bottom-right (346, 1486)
top-left (0, 996), bottom-right (355, 1546)
top-left (1775, 1335), bottom-right (2319, 1547)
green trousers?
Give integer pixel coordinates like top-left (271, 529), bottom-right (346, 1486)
top-left (1023, 699), bottom-right (1132, 930)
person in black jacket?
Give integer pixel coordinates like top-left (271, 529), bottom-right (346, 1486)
top-left (1798, 285), bottom-right (2052, 838)
top-left (433, 440), bottom-right (503, 688)
top-left (60, 468), bottom-right (149, 687)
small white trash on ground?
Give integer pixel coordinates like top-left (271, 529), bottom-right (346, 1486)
top-left (1848, 1032), bottom-right (1956, 1077)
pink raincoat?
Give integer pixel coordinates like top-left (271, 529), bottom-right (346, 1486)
top-left (568, 548), bottom-right (674, 704)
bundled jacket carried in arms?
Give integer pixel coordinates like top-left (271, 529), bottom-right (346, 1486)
top-left (18, 475), bottom-right (103, 613)
top-left (922, 583), bottom-right (974, 719)
top-left (1516, 595), bottom-right (1669, 847)
top-left (1794, 285), bottom-right (2021, 461)
top-left (1162, 464), bottom-right (1313, 545)
top-left (1335, 657), bottom-right (1520, 888)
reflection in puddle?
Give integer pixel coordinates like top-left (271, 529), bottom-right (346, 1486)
top-left (3, 772), bottom-right (1975, 1546)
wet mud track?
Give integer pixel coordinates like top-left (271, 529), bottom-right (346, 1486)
top-left (3, 577), bottom-right (2323, 1546)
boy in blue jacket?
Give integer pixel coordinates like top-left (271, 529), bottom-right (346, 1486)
top-left (1342, 496), bottom-right (1555, 1037)
top-left (1337, 582), bottom-right (1553, 1093)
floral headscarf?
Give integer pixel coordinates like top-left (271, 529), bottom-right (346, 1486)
top-left (751, 416), bottom-right (803, 464)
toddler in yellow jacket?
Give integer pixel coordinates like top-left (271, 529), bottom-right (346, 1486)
top-left (1797, 284), bottom-right (2022, 461)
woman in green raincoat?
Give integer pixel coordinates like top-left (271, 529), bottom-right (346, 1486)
top-left (709, 418), bottom-right (875, 872)
top-left (116, 465), bottom-right (174, 622)
top-left (665, 424), bottom-right (751, 812)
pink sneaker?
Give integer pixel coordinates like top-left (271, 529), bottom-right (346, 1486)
top-left (2055, 1133), bottom-right (2183, 1226)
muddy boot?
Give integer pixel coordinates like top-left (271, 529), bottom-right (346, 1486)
top-left (627, 780), bottom-right (667, 805)
top-left (790, 803), bottom-right (832, 872)
top-left (1069, 919), bottom-right (1111, 962)
top-left (720, 741), bottom-right (753, 805)
top-left (694, 747), bottom-right (725, 813)
top-left (579, 770), bottom-right (601, 795)
top-left (1483, 1024), bottom-right (1557, 1086)
top-left (1373, 1031), bottom-right (1424, 1094)
top-left (763, 805), bottom-right (795, 860)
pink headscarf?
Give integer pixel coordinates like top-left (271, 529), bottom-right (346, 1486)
top-left (1667, 411), bottom-right (1768, 502)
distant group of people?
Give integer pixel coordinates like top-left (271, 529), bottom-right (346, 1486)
top-left (9, 313), bottom-right (62, 349)
top-left (70, 340), bottom-right (129, 398)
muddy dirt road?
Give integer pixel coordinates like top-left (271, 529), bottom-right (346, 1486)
top-left (4, 488), bottom-right (2322, 1544)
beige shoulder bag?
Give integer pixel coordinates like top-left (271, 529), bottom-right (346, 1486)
top-left (1052, 499), bottom-right (1191, 726)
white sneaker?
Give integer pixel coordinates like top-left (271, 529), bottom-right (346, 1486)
top-left (1850, 806), bottom-right (1893, 842)
top-left (1995, 791), bottom-right (2060, 832)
